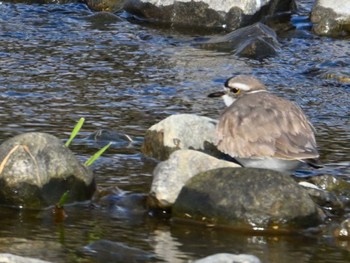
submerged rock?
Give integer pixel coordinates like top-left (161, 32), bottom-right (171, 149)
top-left (0, 132), bottom-right (95, 208)
top-left (141, 114), bottom-right (219, 161)
top-left (82, 240), bottom-right (156, 262)
top-left (148, 150), bottom-right (240, 209)
top-left (124, 0), bottom-right (295, 31)
top-left (86, 129), bottom-right (135, 148)
top-left (303, 60), bottom-right (350, 84)
top-left (173, 167), bottom-right (323, 230)
top-left (196, 22), bottom-right (280, 59)
top-left (311, 0), bottom-right (350, 37)
top-left (0, 254), bottom-right (52, 263)
top-left (194, 253), bottom-right (261, 263)
top-left (85, 0), bottom-right (125, 12)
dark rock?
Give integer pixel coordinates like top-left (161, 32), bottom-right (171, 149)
top-left (173, 167), bottom-right (323, 230)
top-left (300, 175), bottom-right (350, 212)
top-left (141, 114), bottom-right (219, 161)
top-left (311, 0), bottom-right (350, 37)
top-left (124, 0), bottom-right (296, 31)
top-left (148, 150), bottom-right (240, 209)
top-left (299, 181), bottom-right (345, 215)
top-left (91, 186), bottom-right (147, 219)
top-left (0, 132), bottom-right (95, 208)
top-left (196, 22), bottom-right (280, 59)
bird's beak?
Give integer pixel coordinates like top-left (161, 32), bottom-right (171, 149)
top-left (207, 91), bottom-right (226, 98)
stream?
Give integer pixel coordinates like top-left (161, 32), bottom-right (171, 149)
top-left (0, 1), bottom-right (349, 262)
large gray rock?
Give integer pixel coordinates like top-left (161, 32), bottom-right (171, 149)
top-left (141, 114), bottom-right (219, 161)
top-left (193, 253), bottom-right (261, 263)
top-left (196, 22), bottom-right (280, 59)
top-left (124, 0), bottom-right (295, 30)
top-left (173, 167), bottom-right (324, 230)
top-left (0, 132), bottom-right (95, 208)
top-left (311, 0), bottom-right (350, 36)
top-left (148, 150), bottom-right (240, 209)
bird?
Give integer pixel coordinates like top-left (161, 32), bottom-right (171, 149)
top-left (208, 75), bottom-right (321, 173)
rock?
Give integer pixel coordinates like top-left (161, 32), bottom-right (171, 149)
top-left (299, 175), bottom-right (350, 213)
top-left (173, 167), bottom-right (323, 230)
top-left (85, 12), bottom-right (123, 27)
top-left (303, 60), bottom-right (350, 84)
top-left (124, 0), bottom-right (295, 31)
top-left (141, 114), bottom-right (219, 161)
top-left (0, 238), bottom-right (64, 262)
top-left (85, 0), bottom-right (125, 12)
top-left (298, 181), bottom-right (344, 214)
top-left (333, 218), bottom-right (350, 240)
top-left (91, 186), bottom-right (147, 219)
top-left (82, 240), bottom-right (156, 262)
top-left (0, 132), bottom-right (95, 208)
top-left (86, 129), bottom-right (136, 148)
top-left (193, 253), bottom-right (261, 263)
top-left (311, 0), bottom-right (350, 37)
top-left (195, 22), bottom-right (280, 59)
top-left (0, 254), bottom-right (52, 263)
top-left (148, 150), bottom-right (240, 209)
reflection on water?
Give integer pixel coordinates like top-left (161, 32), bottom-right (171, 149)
top-left (0, 2), bottom-right (349, 263)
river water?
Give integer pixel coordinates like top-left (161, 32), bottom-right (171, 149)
top-left (0, 1), bottom-right (349, 262)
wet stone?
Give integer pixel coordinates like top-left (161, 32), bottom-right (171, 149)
top-left (173, 167), bottom-right (324, 230)
top-left (195, 22), bottom-right (280, 59)
top-left (0, 132), bottom-right (95, 209)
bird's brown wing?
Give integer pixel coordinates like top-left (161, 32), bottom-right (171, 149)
top-left (216, 92), bottom-right (319, 160)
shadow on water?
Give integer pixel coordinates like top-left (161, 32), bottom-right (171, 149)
top-left (0, 1), bottom-right (349, 262)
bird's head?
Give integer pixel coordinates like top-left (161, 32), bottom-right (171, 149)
top-left (208, 75), bottom-right (267, 106)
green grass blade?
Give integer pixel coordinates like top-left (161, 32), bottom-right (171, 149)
top-left (57, 190), bottom-right (70, 208)
top-left (85, 142), bottom-right (112, 166)
top-left (65, 117), bottom-right (85, 147)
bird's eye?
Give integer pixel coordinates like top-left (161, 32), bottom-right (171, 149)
top-left (231, 88), bottom-right (240, 94)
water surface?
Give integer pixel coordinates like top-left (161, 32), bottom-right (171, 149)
top-left (0, 1), bottom-right (349, 262)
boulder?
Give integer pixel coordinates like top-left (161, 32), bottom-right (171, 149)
top-left (194, 253), bottom-right (261, 263)
top-left (148, 150), bottom-right (240, 209)
top-left (195, 22), bottom-right (280, 59)
top-left (124, 0), bottom-right (295, 31)
top-left (141, 114), bottom-right (219, 161)
top-left (311, 0), bottom-right (350, 37)
top-left (0, 132), bottom-right (95, 208)
top-left (173, 167), bottom-right (323, 230)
